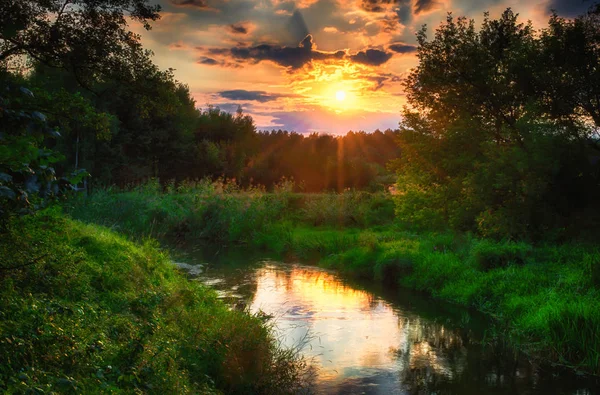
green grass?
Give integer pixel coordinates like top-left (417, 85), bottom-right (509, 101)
top-left (283, 227), bottom-right (600, 374)
top-left (66, 179), bottom-right (394, 245)
top-left (0, 208), bottom-right (308, 394)
top-left (65, 181), bottom-right (600, 376)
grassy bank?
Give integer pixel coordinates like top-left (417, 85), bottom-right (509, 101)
top-left (66, 182), bottom-right (600, 375)
top-left (283, 227), bottom-right (600, 374)
top-left (0, 208), bottom-right (307, 394)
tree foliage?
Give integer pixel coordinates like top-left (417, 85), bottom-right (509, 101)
top-left (0, 0), bottom-right (160, 221)
top-left (0, 0), bottom-right (160, 86)
top-left (395, 8), bottom-right (600, 239)
top-left (0, 77), bottom-right (86, 223)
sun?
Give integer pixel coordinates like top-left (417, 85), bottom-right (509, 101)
top-left (335, 90), bottom-right (346, 101)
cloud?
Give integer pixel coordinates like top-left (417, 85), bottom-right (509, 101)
top-left (198, 57), bottom-right (218, 65)
top-left (204, 35), bottom-right (396, 69)
top-left (289, 10), bottom-right (310, 43)
top-left (256, 108), bottom-right (400, 134)
top-left (366, 73), bottom-right (402, 90)
top-left (220, 34), bottom-right (346, 69)
top-left (229, 23), bottom-right (249, 34)
top-left (169, 0), bottom-right (209, 8)
top-left (396, 4), bottom-right (412, 23)
top-left (360, 0), bottom-right (403, 13)
top-left (350, 49), bottom-right (393, 66)
top-left (218, 89), bottom-right (299, 102)
top-left (388, 43), bottom-right (417, 53)
top-left (203, 102), bottom-right (256, 114)
top-left (545, 0), bottom-right (594, 16)
top-left (414, 0), bottom-right (444, 14)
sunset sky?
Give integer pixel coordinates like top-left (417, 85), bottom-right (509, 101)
top-left (136, 0), bottom-right (592, 133)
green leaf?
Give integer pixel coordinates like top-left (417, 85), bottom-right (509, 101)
top-left (0, 173), bottom-right (12, 183)
top-left (0, 186), bottom-right (16, 200)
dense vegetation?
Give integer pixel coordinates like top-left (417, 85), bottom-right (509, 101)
top-left (394, 8), bottom-right (600, 240)
top-left (66, 182), bottom-right (600, 375)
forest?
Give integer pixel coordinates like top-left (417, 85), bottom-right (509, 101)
top-left (1, 0), bottom-right (600, 393)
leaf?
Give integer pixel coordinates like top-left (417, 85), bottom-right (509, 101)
top-left (0, 173), bottom-right (12, 183)
top-left (31, 111), bottom-right (47, 122)
top-left (0, 186), bottom-right (16, 200)
top-left (68, 169), bottom-right (90, 185)
top-left (25, 176), bottom-right (40, 193)
top-left (19, 87), bottom-right (34, 98)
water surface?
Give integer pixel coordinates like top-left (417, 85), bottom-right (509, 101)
top-left (175, 248), bottom-right (599, 394)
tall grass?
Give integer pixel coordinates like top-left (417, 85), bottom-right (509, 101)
top-left (67, 179), bottom-right (395, 244)
top-left (296, 229), bottom-right (600, 375)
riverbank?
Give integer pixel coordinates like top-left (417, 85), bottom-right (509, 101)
top-left (66, 183), bottom-right (600, 376)
top-left (281, 227), bottom-right (600, 375)
top-left (0, 208), bottom-right (307, 393)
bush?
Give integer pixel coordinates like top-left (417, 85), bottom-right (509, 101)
top-left (590, 256), bottom-right (600, 288)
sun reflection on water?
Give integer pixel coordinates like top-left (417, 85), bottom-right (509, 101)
top-left (249, 264), bottom-right (458, 390)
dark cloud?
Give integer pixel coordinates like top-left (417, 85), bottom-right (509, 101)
top-left (366, 73), bottom-right (402, 90)
top-left (289, 10), bottom-right (310, 43)
top-left (414, 0), bottom-right (443, 14)
top-left (350, 49), bottom-right (393, 66)
top-left (204, 35), bottom-right (397, 69)
top-left (198, 57), bottom-right (218, 65)
top-left (546, 0), bottom-right (595, 16)
top-left (361, 0), bottom-right (402, 12)
top-left (227, 35), bottom-right (345, 69)
top-left (218, 90), bottom-right (298, 103)
top-left (198, 55), bottom-right (243, 68)
top-left (170, 0), bottom-right (209, 8)
top-left (388, 43), bottom-right (417, 53)
top-left (229, 23), bottom-right (248, 34)
top-left (396, 4), bottom-right (412, 24)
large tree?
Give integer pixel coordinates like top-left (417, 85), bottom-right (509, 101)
top-left (0, 0), bottom-right (160, 85)
top-left (395, 8), bottom-right (600, 239)
top-left (0, 0), bottom-right (161, 219)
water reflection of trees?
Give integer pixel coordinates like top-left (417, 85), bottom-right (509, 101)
top-left (392, 316), bottom-right (560, 394)
top-left (196, 259), bottom-right (598, 394)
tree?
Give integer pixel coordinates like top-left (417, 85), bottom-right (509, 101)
top-left (0, 0), bottom-right (161, 219)
top-left (0, 76), bottom-right (86, 223)
top-left (540, 7), bottom-right (600, 133)
top-left (395, 8), bottom-right (600, 239)
top-left (0, 0), bottom-right (160, 86)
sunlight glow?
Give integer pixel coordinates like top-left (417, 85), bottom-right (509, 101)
top-left (335, 90), bottom-right (346, 101)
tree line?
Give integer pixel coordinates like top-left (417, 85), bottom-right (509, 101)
top-left (0, 0), bottom-right (399, 222)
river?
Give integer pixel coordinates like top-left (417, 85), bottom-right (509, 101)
top-left (175, 247), bottom-right (599, 394)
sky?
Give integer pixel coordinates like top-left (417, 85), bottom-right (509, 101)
top-left (134, 0), bottom-right (594, 134)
